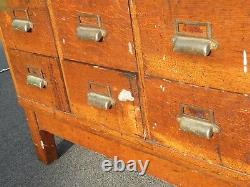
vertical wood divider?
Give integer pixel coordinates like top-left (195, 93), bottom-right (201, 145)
top-left (46, 0), bottom-right (71, 113)
top-left (129, 0), bottom-right (152, 139)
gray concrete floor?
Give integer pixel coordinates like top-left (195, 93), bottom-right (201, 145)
top-left (0, 44), bottom-right (171, 187)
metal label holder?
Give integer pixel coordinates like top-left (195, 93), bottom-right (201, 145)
top-left (12, 8), bottom-right (33, 32)
top-left (172, 20), bottom-right (218, 56)
top-left (87, 82), bottom-right (115, 110)
top-left (26, 66), bottom-right (47, 89)
top-left (177, 104), bottom-right (220, 139)
top-left (76, 13), bottom-right (107, 42)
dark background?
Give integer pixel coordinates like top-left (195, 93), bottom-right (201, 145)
top-left (0, 43), bottom-right (170, 187)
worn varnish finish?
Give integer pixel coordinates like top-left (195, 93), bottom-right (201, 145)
top-left (136, 0), bottom-right (250, 94)
top-left (145, 76), bottom-right (250, 174)
top-left (49, 0), bottom-right (137, 72)
top-left (8, 49), bottom-right (69, 112)
top-left (25, 109), bottom-right (58, 165)
top-left (0, 0), bottom-right (57, 56)
top-left (63, 60), bottom-right (142, 136)
top-left (36, 112), bottom-right (238, 187)
top-left (17, 95), bottom-right (250, 186)
top-left (1, 0), bottom-right (250, 186)
top-left (17, 101), bottom-right (250, 187)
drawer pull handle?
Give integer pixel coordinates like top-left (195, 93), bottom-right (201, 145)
top-left (87, 82), bottom-right (115, 110)
top-left (177, 104), bottom-right (220, 139)
top-left (76, 13), bottom-right (106, 42)
top-left (87, 92), bottom-right (115, 110)
top-left (12, 9), bottom-right (33, 32)
top-left (172, 20), bottom-right (218, 56)
top-left (26, 75), bottom-right (47, 89)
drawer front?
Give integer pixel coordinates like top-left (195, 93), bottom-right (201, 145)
top-left (63, 60), bottom-right (141, 136)
top-left (145, 77), bottom-right (250, 173)
top-left (50, 0), bottom-right (137, 72)
top-left (137, 0), bottom-right (250, 94)
top-left (9, 50), bottom-right (69, 111)
top-left (0, 0), bottom-right (57, 56)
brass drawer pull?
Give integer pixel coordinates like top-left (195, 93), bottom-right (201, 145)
top-left (12, 9), bottom-right (33, 32)
top-left (76, 13), bottom-right (106, 42)
top-left (87, 82), bottom-right (115, 110)
top-left (172, 20), bottom-right (218, 56)
top-left (177, 104), bottom-right (220, 139)
top-left (26, 75), bottom-right (47, 89)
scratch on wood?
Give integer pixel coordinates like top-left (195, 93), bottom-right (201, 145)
top-left (128, 42), bottom-right (134, 55)
top-left (216, 144), bottom-right (223, 165)
top-left (152, 123), bottom-right (157, 129)
top-left (40, 140), bottom-right (45, 149)
top-left (162, 55), bottom-right (167, 61)
top-left (160, 85), bottom-right (165, 92)
top-left (243, 50), bottom-right (248, 73)
top-left (62, 38), bottom-right (66, 45)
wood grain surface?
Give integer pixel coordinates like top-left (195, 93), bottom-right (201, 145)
top-left (25, 109), bottom-right (58, 165)
top-left (1, 0), bottom-right (250, 186)
top-left (145, 76), bottom-right (250, 174)
top-left (62, 60), bottom-right (143, 136)
top-left (33, 105), bottom-right (250, 187)
top-left (0, 0), bottom-right (57, 56)
top-left (136, 0), bottom-right (250, 94)
top-left (50, 0), bottom-right (137, 72)
top-left (17, 96), bottom-right (250, 186)
top-left (8, 49), bottom-right (69, 112)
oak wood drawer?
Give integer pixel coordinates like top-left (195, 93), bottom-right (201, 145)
top-left (9, 50), bottom-right (69, 111)
top-left (63, 60), bottom-right (142, 136)
top-left (50, 0), bottom-right (137, 72)
top-left (0, 0), bottom-right (57, 56)
top-left (137, 0), bottom-right (250, 94)
top-left (145, 76), bottom-right (250, 174)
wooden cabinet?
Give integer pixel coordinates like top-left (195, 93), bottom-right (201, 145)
top-left (1, 0), bottom-right (250, 186)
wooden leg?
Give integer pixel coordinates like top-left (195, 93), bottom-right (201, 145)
top-left (25, 109), bottom-right (58, 164)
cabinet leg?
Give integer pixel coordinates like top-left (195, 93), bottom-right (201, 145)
top-left (25, 110), bottom-right (58, 165)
